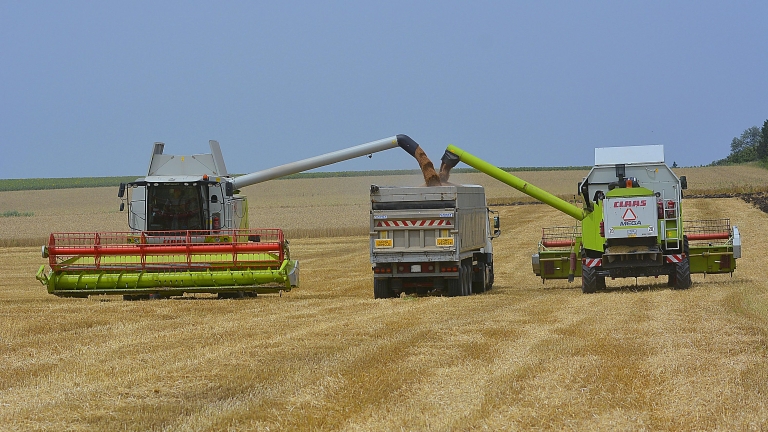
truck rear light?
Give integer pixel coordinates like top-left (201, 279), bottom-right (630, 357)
top-left (398, 265), bottom-right (409, 273)
top-left (373, 266), bottom-right (392, 274)
top-left (440, 265), bottom-right (458, 273)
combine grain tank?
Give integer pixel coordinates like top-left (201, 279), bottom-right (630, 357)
top-left (441, 144), bottom-right (741, 293)
top-left (370, 185), bottom-right (500, 298)
top-left (37, 135), bottom-right (424, 299)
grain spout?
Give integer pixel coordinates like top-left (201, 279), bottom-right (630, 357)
top-left (415, 146), bottom-right (442, 186)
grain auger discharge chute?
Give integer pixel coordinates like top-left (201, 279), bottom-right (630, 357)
top-left (440, 144), bottom-right (741, 293)
top-left (36, 135), bottom-right (425, 299)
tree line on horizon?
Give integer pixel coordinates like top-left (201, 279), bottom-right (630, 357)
top-left (711, 119), bottom-right (768, 166)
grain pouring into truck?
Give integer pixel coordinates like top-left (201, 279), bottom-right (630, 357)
top-left (370, 148), bottom-right (500, 298)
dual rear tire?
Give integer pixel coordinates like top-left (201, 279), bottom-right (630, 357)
top-left (448, 261), bottom-right (472, 297)
top-left (374, 279), bottom-right (396, 299)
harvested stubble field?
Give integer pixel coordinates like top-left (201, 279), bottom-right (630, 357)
top-left (1, 167), bottom-right (768, 430)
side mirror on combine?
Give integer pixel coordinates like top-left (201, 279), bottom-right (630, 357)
top-left (680, 176), bottom-right (687, 190)
top-left (118, 183), bottom-right (126, 198)
top-left (225, 182), bottom-right (234, 197)
top-left (119, 202), bottom-right (125, 212)
top-left (494, 215), bottom-right (500, 229)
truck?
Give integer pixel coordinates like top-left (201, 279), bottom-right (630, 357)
top-left (440, 144), bottom-right (741, 293)
top-left (369, 184), bottom-right (500, 298)
top-left (37, 135), bottom-right (426, 299)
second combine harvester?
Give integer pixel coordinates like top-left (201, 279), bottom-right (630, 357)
top-left (441, 144), bottom-right (741, 293)
top-left (37, 135), bottom-right (428, 299)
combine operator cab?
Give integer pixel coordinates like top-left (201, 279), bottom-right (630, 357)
top-left (118, 140), bottom-right (247, 233)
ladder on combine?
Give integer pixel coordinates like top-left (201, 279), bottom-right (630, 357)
top-left (658, 191), bottom-right (681, 252)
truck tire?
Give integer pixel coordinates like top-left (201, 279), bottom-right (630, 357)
top-left (374, 279), bottom-right (395, 299)
top-left (673, 258), bottom-right (692, 290)
top-left (487, 262), bottom-right (494, 290)
top-left (581, 263), bottom-right (597, 294)
top-left (446, 278), bottom-right (461, 297)
top-left (472, 262), bottom-right (486, 294)
top-left (461, 262), bottom-right (472, 296)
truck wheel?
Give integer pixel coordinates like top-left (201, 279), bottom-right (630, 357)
top-left (581, 263), bottom-right (597, 294)
top-left (673, 258), bottom-right (692, 290)
top-left (446, 278), bottom-right (461, 297)
top-left (461, 262), bottom-right (472, 296)
top-left (472, 262), bottom-right (486, 294)
top-left (487, 262), bottom-right (494, 290)
top-left (374, 279), bottom-right (395, 299)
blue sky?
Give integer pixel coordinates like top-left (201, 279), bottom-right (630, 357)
top-left (2, 1), bottom-right (767, 179)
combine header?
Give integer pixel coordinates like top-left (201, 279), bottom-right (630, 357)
top-left (37, 135), bottom-right (425, 298)
top-left (441, 144), bottom-right (741, 293)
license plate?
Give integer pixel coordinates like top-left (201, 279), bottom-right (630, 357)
top-left (436, 237), bottom-right (454, 247)
top-left (411, 264), bottom-right (422, 273)
top-left (375, 239), bottom-right (393, 248)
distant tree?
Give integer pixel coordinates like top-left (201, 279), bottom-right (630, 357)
top-left (712, 125), bottom-right (763, 165)
top-left (758, 119), bottom-right (768, 160)
top-left (672, 161), bottom-right (678, 168)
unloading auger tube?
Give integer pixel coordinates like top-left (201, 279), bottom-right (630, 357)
top-left (231, 134), bottom-right (421, 189)
top-left (441, 145), bottom-right (589, 220)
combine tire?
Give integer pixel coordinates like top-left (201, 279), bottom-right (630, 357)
top-left (374, 279), bottom-right (395, 299)
top-left (673, 258), bottom-right (692, 290)
top-left (581, 263), bottom-right (597, 294)
top-left (596, 276), bottom-right (606, 290)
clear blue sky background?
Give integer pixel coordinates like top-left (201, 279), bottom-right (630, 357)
top-left (2, 1), bottom-right (767, 179)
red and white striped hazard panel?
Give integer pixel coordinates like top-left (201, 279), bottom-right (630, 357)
top-left (583, 258), bottom-right (602, 268)
top-left (376, 219), bottom-right (453, 227)
top-left (665, 254), bottom-right (685, 263)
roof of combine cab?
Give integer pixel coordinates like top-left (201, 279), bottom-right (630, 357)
top-left (146, 140), bottom-right (229, 177)
top-left (594, 145), bottom-right (664, 166)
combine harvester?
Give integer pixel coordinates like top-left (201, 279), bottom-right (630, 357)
top-left (441, 144), bottom-right (741, 293)
top-left (36, 135), bottom-right (425, 299)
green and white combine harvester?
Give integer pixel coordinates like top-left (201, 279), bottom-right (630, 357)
top-left (36, 135), bottom-right (424, 299)
top-left (441, 144), bottom-right (741, 293)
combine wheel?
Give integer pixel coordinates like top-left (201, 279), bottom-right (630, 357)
top-left (374, 279), bottom-right (395, 299)
top-left (596, 276), bottom-right (606, 290)
top-left (673, 258), bottom-right (692, 290)
top-left (123, 294), bottom-right (150, 301)
top-left (581, 263), bottom-right (597, 294)
top-left (218, 291), bottom-right (245, 299)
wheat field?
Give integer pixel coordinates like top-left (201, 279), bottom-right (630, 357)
top-left (1, 169), bottom-right (767, 430)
